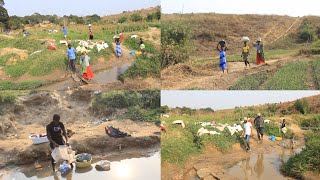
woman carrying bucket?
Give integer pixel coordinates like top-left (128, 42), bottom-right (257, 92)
top-left (253, 37), bottom-right (265, 65)
top-left (241, 37), bottom-right (250, 67)
top-left (216, 42), bottom-right (228, 75)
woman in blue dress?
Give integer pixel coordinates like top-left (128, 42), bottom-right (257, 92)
top-left (217, 43), bottom-right (228, 75)
top-left (115, 38), bottom-right (122, 58)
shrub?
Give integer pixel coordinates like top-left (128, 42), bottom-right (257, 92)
top-left (281, 132), bottom-right (320, 178)
top-left (294, 99), bottom-right (310, 114)
top-left (118, 17), bottom-right (128, 24)
top-left (161, 23), bottom-right (194, 68)
top-left (130, 13), bottom-right (143, 22)
top-left (300, 116), bottom-right (320, 128)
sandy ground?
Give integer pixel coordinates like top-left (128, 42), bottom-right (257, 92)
top-left (0, 91), bottom-right (160, 167)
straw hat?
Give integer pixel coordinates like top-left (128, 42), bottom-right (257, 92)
top-left (257, 113), bottom-right (261, 116)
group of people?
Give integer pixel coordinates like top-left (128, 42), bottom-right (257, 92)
top-left (242, 113), bottom-right (289, 152)
top-left (216, 38), bottom-right (266, 75)
top-left (66, 44), bottom-right (94, 80)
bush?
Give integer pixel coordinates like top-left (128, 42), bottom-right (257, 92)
top-left (281, 132), bottom-right (320, 178)
top-left (118, 17), bottom-right (128, 24)
top-left (300, 116), bottom-right (320, 128)
top-left (125, 105), bottom-right (159, 123)
top-left (130, 14), bottom-right (143, 22)
top-left (297, 23), bottom-right (316, 43)
top-left (294, 99), bottom-right (310, 114)
top-left (161, 23), bottom-right (194, 68)
top-left (121, 54), bottom-right (160, 79)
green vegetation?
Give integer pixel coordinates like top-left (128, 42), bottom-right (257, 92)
top-left (123, 38), bottom-right (156, 53)
top-left (264, 61), bottom-right (308, 90)
top-left (161, 22), bottom-right (194, 68)
top-left (294, 99), bottom-right (310, 114)
top-left (0, 81), bottom-right (45, 90)
top-left (312, 59), bottom-right (320, 89)
top-left (263, 123), bottom-right (291, 138)
top-left (92, 91), bottom-right (160, 124)
top-left (229, 73), bottom-right (271, 90)
top-left (281, 132), bottom-right (320, 179)
top-left (121, 54), bottom-right (160, 79)
top-left (161, 116), bottom-right (243, 164)
top-left (300, 116), bottom-right (320, 128)
top-left (0, 53), bottom-right (16, 66)
top-left (130, 13), bottom-right (143, 22)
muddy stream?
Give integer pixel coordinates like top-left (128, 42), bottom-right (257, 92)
top-left (226, 147), bottom-right (302, 180)
top-left (1, 151), bottom-right (159, 180)
top-left (37, 63), bottom-right (132, 91)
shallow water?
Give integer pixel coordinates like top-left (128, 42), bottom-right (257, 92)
top-left (37, 62), bottom-right (131, 91)
top-left (2, 151), bottom-right (160, 180)
top-left (93, 63), bottom-right (131, 85)
top-left (227, 148), bottom-right (302, 180)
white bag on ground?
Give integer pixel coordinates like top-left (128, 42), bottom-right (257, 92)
top-left (51, 145), bottom-right (76, 163)
top-left (95, 160), bottom-right (111, 171)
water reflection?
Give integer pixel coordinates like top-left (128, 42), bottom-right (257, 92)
top-left (3, 152), bottom-right (160, 180)
top-left (227, 148), bottom-right (302, 180)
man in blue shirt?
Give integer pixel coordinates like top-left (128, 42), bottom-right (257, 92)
top-left (62, 27), bottom-right (67, 39)
top-left (67, 44), bottom-right (76, 73)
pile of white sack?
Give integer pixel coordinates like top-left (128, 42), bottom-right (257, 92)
top-left (75, 40), bottom-right (109, 52)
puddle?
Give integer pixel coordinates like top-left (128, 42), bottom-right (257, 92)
top-left (227, 148), bottom-right (302, 180)
top-left (37, 63), bottom-right (131, 91)
top-left (1, 151), bottom-right (160, 180)
top-left (93, 63), bottom-right (131, 84)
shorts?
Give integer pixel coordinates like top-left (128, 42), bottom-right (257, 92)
top-left (89, 35), bottom-right (93, 40)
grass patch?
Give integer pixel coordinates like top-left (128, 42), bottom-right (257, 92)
top-left (123, 37), bottom-right (156, 53)
top-left (121, 54), bottom-right (160, 79)
top-left (0, 81), bottom-right (45, 90)
top-left (312, 59), bottom-right (320, 89)
top-left (281, 132), bottom-right (320, 179)
top-left (0, 54), bottom-right (17, 66)
top-left (0, 38), bottom-right (43, 53)
top-left (263, 123), bottom-right (291, 138)
top-left (229, 72), bottom-right (271, 90)
top-left (264, 61), bottom-right (308, 90)
top-left (5, 60), bottom-right (32, 78)
top-left (300, 116), bottom-right (320, 128)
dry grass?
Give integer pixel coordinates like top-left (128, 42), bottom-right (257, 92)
top-left (162, 13), bottom-right (303, 56)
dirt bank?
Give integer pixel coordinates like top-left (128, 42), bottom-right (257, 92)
top-left (0, 91), bottom-right (160, 167)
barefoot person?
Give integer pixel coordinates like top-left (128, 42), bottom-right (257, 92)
top-left (217, 43), bottom-right (228, 75)
top-left (241, 41), bottom-right (250, 67)
top-left (243, 119), bottom-right (253, 152)
top-left (253, 38), bottom-right (265, 65)
top-left (67, 44), bottom-right (77, 73)
top-left (46, 114), bottom-right (72, 171)
top-left (281, 118), bottom-right (287, 139)
top-left (254, 113), bottom-right (264, 142)
top-left (115, 38), bottom-right (122, 58)
top-left (79, 50), bottom-right (94, 80)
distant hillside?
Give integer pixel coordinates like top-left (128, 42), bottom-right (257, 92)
top-left (162, 13), bottom-right (320, 56)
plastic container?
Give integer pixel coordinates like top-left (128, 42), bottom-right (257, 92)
top-left (29, 134), bottom-right (49, 144)
top-left (75, 154), bottom-right (92, 168)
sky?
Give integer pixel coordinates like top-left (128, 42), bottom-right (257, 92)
top-left (161, 91), bottom-right (320, 110)
top-left (4, 0), bottom-right (160, 16)
top-left (162, 0), bottom-right (320, 17)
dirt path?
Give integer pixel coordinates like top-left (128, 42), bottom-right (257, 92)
top-left (161, 58), bottom-right (289, 90)
top-left (161, 125), bottom-right (306, 180)
top-left (306, 62), bottom-right (317, 90)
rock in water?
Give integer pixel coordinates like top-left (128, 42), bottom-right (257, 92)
top-left (95, 160), bottom-right (111, 171)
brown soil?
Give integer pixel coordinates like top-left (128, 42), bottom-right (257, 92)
top-left (0, 91), bottom-right (160, 166)
top-left (161, 126), bottom-right (306, 180)
top-left (161, 57), bottom-right (291, 90)
top-left (0, 48), bottom-right (28, 65)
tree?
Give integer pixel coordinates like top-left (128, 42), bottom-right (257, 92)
top-left (294, 99), bottom-right (310, 114)
top-left (160, 106), bottom-right (170, 114)
top-left (0, 0), bottom-right (9, 30)
top-left (155, 9), bottom-right (161, 20)
top-left (130, 13), bottom-right (143, 22)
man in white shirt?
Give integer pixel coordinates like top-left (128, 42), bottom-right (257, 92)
top-left (243, 119), bottom-right (252, 152)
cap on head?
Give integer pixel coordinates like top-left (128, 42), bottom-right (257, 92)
top-left (53, 114), bottom-right (60, 122)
